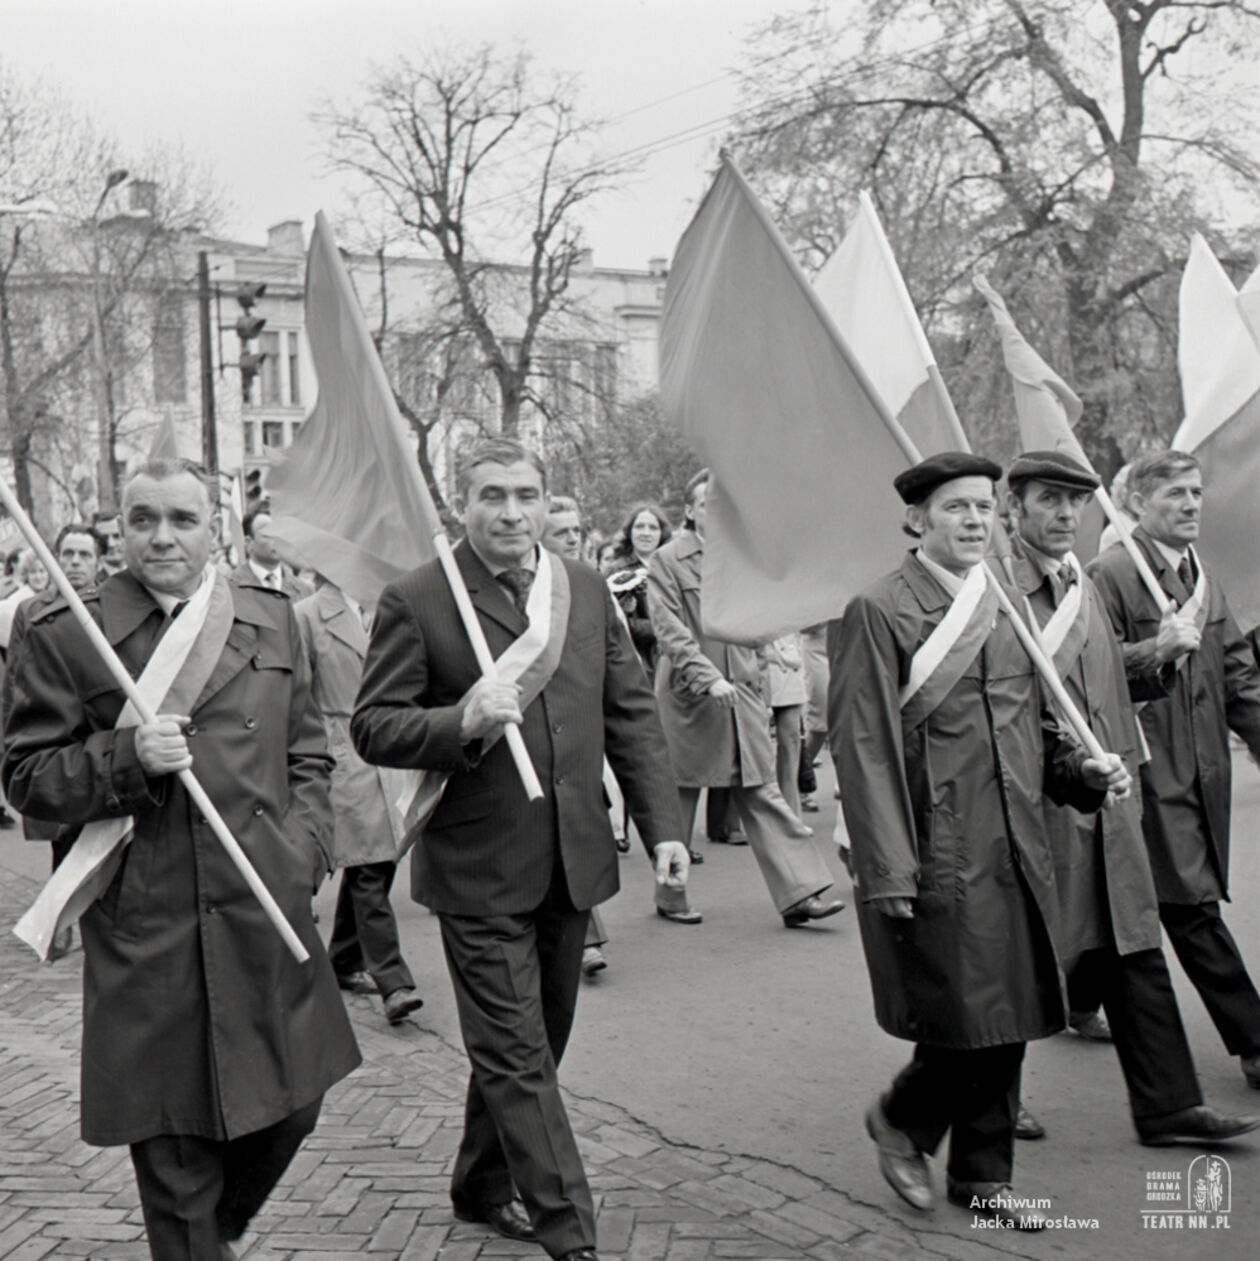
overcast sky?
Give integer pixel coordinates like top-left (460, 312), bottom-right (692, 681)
top-left (5, 0), bottom-right (790, 269)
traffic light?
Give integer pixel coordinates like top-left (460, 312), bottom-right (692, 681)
top-left (236, 284), bottom-right (267, 403)
top-left (244, 467), bottom-right (266, 512)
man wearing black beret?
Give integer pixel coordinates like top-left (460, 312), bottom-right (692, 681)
top-left (1003, 450), bottom-right (1256, 1147)
top-left (829, 452), bottom-right (1130, 1225)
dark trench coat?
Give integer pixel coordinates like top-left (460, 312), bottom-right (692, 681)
top-left (2, 571), bottom-right (360, 1146)
top-left (829, 552), bottom-right (1105, 1049)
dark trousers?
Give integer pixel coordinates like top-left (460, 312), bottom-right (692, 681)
top-left (1160, 901), bottom-right (1260, 1056)
top-left (883, 1043), bottom-right (1025, 1183)
top-left (129, 1099), bottom-right (321, 1259)
top-left (1065, 945), bottom-right (1202, 1119)
top-left (439, 886), bottom-right (593, 1258)
top-left (328, 861), bottom-right (414, 998)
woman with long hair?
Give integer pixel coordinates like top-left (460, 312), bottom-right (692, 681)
top-left (606, 503), bottom-right (672, 674)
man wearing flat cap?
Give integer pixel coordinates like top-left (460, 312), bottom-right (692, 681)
top-left (1003, 450), bottom-right (1256, 1147)
top-left (828, 452), bottom-right (1130, 1225)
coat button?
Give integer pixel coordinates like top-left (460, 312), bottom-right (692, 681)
top-left (206, 902), bottom-right (218, 914)
top-left (553, 722), bottom-right (563, 734)
top-left (555, 775), bottom-right (565, 786)
top-left (253, 804), bottom-right (264, 816)
top-left (185, 723), bottom-right (198, 736)
top-left (244, 717), bottom-right (256, 729)
top-left (105, 795), bottom-right (121, 811)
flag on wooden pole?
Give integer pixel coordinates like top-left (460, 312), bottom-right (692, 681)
top-left (659, 156), bottom-right (908, 642)
top-left (1172, 235), bottom-right (1260, 628)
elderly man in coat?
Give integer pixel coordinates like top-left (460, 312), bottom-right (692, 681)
top-left (1003, 451), bottom-right (1256, 1147)
top-left (647, 469), bottom-right (841, 928)
top-left (1088, 449), bottom-right (1260, 1090)
top-left (2, 458), bottom-right (360, 1260)
top-left (830, 452), bottom-right (1130, 1226)
top-left (296, 578), bottom-right (423, 1025)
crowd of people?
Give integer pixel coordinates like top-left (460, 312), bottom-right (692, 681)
top-left (3, 435), bottom-right (1260, 1257)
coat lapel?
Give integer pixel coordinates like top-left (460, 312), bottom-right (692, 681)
top-left (319, 584), bottom-right (367, 657)
top-left (191, 588), bottom-right (282, 712)
top-left (1132, 527), bottom-right (1186, 606)
top-left (455, 538), bottom-right (529, 639)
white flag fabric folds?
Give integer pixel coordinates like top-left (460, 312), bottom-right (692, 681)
top-left (814, 191), bottom-right (964, 456)
top-left (14, 568), bottom-right (234, 958)
top-left (266, 212), bottom-right (443, 609)
top-left (1172, 236), bottom-right (1260, 627)
top-left (659, 156), bottom-right (908, 642)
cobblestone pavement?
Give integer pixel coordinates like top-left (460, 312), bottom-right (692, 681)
top-left (0, 867), bottom-right (932, 1261)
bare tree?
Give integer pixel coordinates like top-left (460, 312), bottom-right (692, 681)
top-left (319, 43), bottom-right (628, 436)
top-left (730, 1), bottom-right (1260, 469)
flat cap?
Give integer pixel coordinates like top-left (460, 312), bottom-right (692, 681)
top-left (894, 451), bottom-right (1004, 505)
top-left (1006, 449), bottom-right (1100, 492)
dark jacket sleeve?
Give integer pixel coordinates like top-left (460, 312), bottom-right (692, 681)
top-left (828, 595), bottom-right (920, 902)
top-left (1, 616), bottom-right (163, 825)
top-left (280, 602), bottom-right (336, 879)
top-left (1086, 555), bottom-right (1174, 702)
top-left (350, 580), bottom-right (478, 773)
top-left (1221, 595), bottom-right (1260, 760)
top-left (599, 583), bottom-right (684, 854)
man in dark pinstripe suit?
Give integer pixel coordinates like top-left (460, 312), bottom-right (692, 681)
top-left (352, 439), bottom-right (689, 1261)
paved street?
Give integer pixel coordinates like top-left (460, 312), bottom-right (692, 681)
top-left (2, 752), bottom-right (1259, 1259)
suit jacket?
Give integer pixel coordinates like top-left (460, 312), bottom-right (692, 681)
top-left (830, 552), bottom-right (1105, 1048)
top-left (351, 540), bottom-right (683, 916)
top-left (1089, 529), bottom-right (1260, 903)
top-left (1, 569), bottom-right (359, 1146)
top-left (647, 530), bottom-right (774, 787)
top-left (1004, 537), bottom-right (1161, 958)
top-left (295, 585), bottom-right (402, 868)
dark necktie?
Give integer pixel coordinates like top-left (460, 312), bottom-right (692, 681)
top-left (497, 567), bottom-right (534, 615)
top-left (1177, 556), bottom-right (1194, 591)
top-left (170, 600), bottom-right (188, 621)
top-left (1050, 565), bottom-right (1076, 607)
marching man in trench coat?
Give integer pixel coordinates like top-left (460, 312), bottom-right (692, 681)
top-left (1001, 450), bottom-right (1255, 1147)
top-left (296, 578), bottom-right (424, 1025)
top-left (1088, 448), bottom-right (1260, 1090)
top-left (2, 459), bottom-right (360, 1260)
top-left (648, 468), bottom-right (842, 928)
top-left (829, 453), bottom-right (1129, 1226)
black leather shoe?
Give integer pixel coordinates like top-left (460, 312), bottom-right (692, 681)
top-left (558, 1250), bottom-right (599, 1261)
top-left (782, 895), bottom-right (845, 927)
top-left (864, 1098), bottom-right (932, 1210)
top-left (383, 987), bottom-right (424, 1025)
top-left (946, 1178), bottom-right (1048, 1230)
top-left (687, 848), bottom-right (704, 864)
top-left (1137, 1105), bottom-right (1260, 1147)
top-left (336, 970), bottom-right (375, 995)
top-left (453, 1199), bottom-right (537, 1241)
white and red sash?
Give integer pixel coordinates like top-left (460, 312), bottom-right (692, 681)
top-left (15, 568), bottom-right (236, 959)
top-left (900, 559), bottom-right (1000, 734)
top-left (391, 548), bottom-right (571, 859)
top-left (1034, 551), bottom-right (1090, 680)
top-left (1176, 546), bottom-right (1209, 635)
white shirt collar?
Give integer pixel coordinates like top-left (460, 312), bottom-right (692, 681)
top-left (141, 565), bottom-right (213, 616)
top-left (1150, 536), bottom-right (1190, 572)
top-left (248, 558), bottom-right (282, 586)
top-left (915, 549), bottom-right (973, 597)
top-left (471, 541), bottom-right (540, 579)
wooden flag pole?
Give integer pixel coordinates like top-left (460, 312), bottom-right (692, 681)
top-left (1092, 484), bottom-right (1172, 614)
top-left (0, 480), bottom-right (309, 963)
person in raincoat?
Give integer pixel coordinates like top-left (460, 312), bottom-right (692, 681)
top-left (830, 452), bottom-right (1128, 1226)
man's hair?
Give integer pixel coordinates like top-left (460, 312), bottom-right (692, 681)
top-left (121, 458), bottom-right (217, 512)
top-left (682, 469), bottom-right (709, 530)
top-left (55, 522), bottom-right (104, 556)
top-left (242, 508), bottom-right (271, 539)
top-left (91, 508), bottom-right (121, 528)
top-left (547, 495), bottom-right (581, 522)
top-left (456, 438), bottom-right (547, 501)
top-left (1129, 450), bottom-right (1200, 502)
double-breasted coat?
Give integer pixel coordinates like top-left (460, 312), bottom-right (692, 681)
top-left (295, 584), bottom-right (403, 868)
top-left (1088, 529), bottom-right (1260, 904)
top-left (1, 570), bottom-right (360, 1146)
top-left (646, 530), bottom-right (774, 787)
top-left (351, 540), bottom-right (683, 916)
top-left (829, 552), bottom-right (1105, 1049)
top-left (1005, 538), bottom-right (1161, 959)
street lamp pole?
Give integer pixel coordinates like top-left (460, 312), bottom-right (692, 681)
top-left (89, 169), bottom-right (128, 517)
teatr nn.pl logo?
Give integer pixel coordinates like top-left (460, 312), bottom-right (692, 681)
top-left (1142, 1154), bottom-right (1232, 1230)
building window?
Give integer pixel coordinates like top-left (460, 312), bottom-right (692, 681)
top-left (243, 420), bottom-right (260, 457)
top-left (153, 294), bottom-right (187, 404)
top-left (261, 331), bottom-right (282, 405)
top-left (262, 420), bottom-right (285, 448)
top-left (287, 332), bottom-right (301, 406)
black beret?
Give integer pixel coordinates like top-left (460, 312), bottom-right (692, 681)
top-left (894, 451), bottom-right (1004, 505)
top-left (1006, 449), bottom-right (1100, 492)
